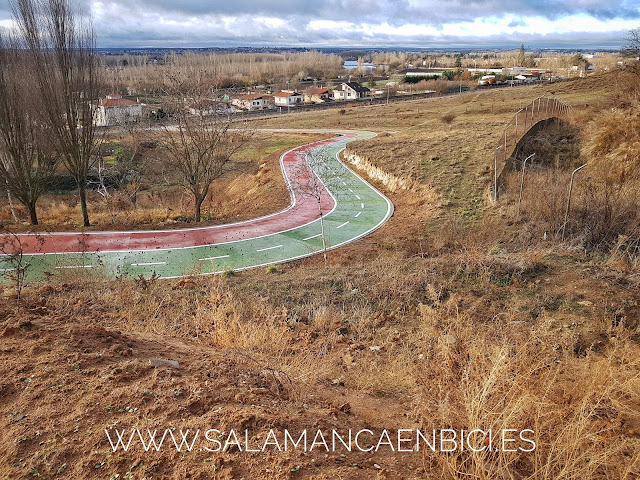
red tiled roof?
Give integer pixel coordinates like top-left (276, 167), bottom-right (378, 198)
top-left (234, 94), bottom-right (264, 101)
top-left (274, 91), bottom-right (302, 98)
top-left (305, 87), bottom-right (329, 95)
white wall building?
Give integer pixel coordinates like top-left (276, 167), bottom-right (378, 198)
top-left (273, 91), bottom-right (303, 107)
top-left (333, 82), bottom-right (370, 100)
top-left (231, 94), bottom-right (267, 111)
top-left (94, 94), bottom-right (142, 127)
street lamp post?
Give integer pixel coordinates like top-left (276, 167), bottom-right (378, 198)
top-left (494, 145), bottom-right (503, 202)
top-left (561, 164), bottom-right (588, 239)
top-left (516, 153), bottom-right (535, 218)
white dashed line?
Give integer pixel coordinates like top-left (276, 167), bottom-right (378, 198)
top-left (355, 195), bottom-right (361, 200)
top-left (348, 188), bottom-right (353, 193)
top-left (355, 212), bottom-right (362, 218)
top-left (0, 268), bottom-right (16, 272)
top-left (199, 255), bottom-right (230, 261)
top-left (342, 181), bottom-right (347, 186)
top-left (361, 203), bottom-right (365, 208)
top-left (336, 221), bottom-right (350, 229)
top-left (55, 265), bottom-right (94, 269)
top-left (303, 233), bottom-right (322, 241)
top-left (256, 245), bottom-right (283, 252)
top-left (131, 262), bottom-right (166, 267)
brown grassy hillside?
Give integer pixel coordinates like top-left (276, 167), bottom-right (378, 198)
top-left (2, 67), bottom-right (640, 479)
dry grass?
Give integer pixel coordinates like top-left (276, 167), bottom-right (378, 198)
top-left (5, 220), bottom-right (640, 478)
top-left (414, 290), bottom-right (640, 479)
top-left (583, 108), bottom-right (640, 181)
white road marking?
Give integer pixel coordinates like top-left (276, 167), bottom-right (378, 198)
top-left (342, 181), bottom-right (347, 186)
top-left (256, 245), bottom-right (283, 252)
top-left (199, 255), bottom-right (230, 261)
top-left (361, 202), bottom-right (365, 209)
top-left (131, 262), bottom-right (166, 267)
top-left (348, 188), bottom-right (353, 193)
top-left (303, 233), bottom-right (322, 241)
top-left (55, 265), bottom-right (94, 269)
top-left (0, 268), bottom-right (16, 272)
top-left (336, 221), bottom-right (350, 229)
top-left (355, 194), bottom-right (361, 200)
top-left (355, 212), bottom-right (362, 218)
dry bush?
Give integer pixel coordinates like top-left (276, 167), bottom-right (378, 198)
top-left (515, 119), bottom-right (583, 169)
top-left (54, 276), bottom-right (339, 390)
top-left (414, 291), bottom-right (640, 479)
top-left (510, 166), bottom-right (640, 257)
top-left (571, 178), bottom-right (640, 251)
top-left (441, 112), bottom-right (456, 124)
top-left (508, 169), bottom-right (569, 234)
top-left (582, 107), bottom-right (640, 181)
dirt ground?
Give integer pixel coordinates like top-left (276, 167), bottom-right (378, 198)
top-left (0, 291), bottom-right (427, 479)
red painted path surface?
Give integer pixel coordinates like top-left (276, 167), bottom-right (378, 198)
top-left (11, 136), bottom-right (346, 254)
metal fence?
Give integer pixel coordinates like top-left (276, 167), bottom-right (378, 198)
top-left (493, 96), bottom-right (571, 201)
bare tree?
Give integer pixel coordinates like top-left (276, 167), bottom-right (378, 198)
top-left (162, 110), bottom-right (248, 222)
top-left (0, 34), bottom-right (55, 225)
top-left (0, 226), bottom-right (39, 299)
top-left (160, 74), bottom-right (250, 222)
top-left (13, 0), bottom-right (103, 227)
top-left (292, 146), bottom-right (340, 265)
top-left (622, 28), bottom-right (640, 57)
top-left (116, 121), bottom-right (147, 207)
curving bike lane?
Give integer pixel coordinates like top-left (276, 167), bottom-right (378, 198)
top-left (0, 130), bottom-right (393, 280)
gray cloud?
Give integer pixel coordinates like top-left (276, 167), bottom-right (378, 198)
top-left (97, 0), bottom-right (640, 24)
top-left (0, 0), bottom-right (637, 48)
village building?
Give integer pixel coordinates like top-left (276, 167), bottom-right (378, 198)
top-left (273, 91), bottom-right (304, 107)
top-left (332, 82), bottom-right (370, 100)
top-left (231, 94), bottom-right (268, 111)
top-left (304, 87), bottom-right (331, 104)
top-left (188, 101), bottom-right (236, 115)
top-left (94, 94), bottom-right (142, 127)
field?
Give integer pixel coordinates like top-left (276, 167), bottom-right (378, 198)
top-left (1, 67), bottom-right (640, 479)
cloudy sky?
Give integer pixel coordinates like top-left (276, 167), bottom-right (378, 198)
top-left (0, 0), bottom-right (638, 48)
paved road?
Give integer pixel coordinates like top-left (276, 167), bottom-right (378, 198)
top-left (0, 130), bottom-right (393, 280)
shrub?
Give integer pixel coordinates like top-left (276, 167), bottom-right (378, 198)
top-left (441, 113), bottom-right (456, 124)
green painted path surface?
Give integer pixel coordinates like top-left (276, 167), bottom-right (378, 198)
top-left (1, 130), bottom-right (393, 281)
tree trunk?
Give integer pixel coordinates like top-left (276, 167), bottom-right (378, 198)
top-left (319, 201), bottom-right (327, 266)
top-left (28, 202), bottom-right (38, 225)
top-left (6, 187), bottom-right (17, 222)
top-left (194, 196), bottom-right (203, 222)
top-left (79, 183), bottom-right (90, 227)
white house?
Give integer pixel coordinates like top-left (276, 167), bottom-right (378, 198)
top-left (231, 94), bottom-right (267, 111)
top-left (273, 91), bottom-right (304, 107)
top-left (333, 82), bottom-right (370, 100)
top-left (94, 94), bottom-right (142, 127)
